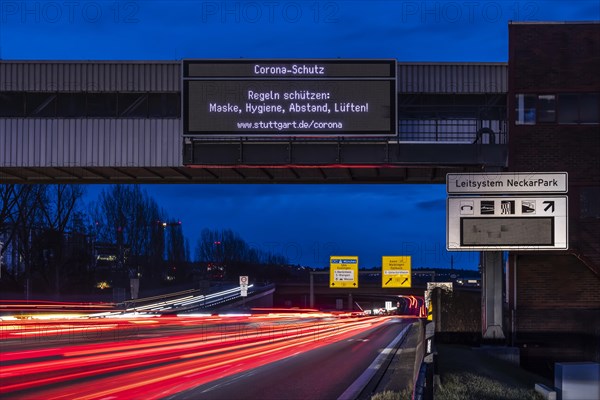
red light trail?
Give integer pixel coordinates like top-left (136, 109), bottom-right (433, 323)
top-left (1, 314), bottom-right (394, 399)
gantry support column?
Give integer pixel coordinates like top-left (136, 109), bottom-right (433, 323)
top-left (482, 251), bottom-right (505, 339)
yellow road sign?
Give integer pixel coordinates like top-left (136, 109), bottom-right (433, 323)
top-left (330, 256), bottom-right (358, 288)
top-left (382, 256), bottom-right (411, 288)
top-left (427, 301), bottom-right (433, 321)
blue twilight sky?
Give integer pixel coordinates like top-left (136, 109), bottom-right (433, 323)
top-left (1, 1), bottom-right (598, 269)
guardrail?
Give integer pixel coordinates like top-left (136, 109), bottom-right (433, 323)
top-left (125, 285), bottom-right (253, 314)
top-left (413, 320), bottom-right (436, 400)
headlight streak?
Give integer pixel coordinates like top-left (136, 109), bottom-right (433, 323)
top-left (11, 324), bottom-right (118, 336)
top-left (0, 314), bottom-right (392, 399)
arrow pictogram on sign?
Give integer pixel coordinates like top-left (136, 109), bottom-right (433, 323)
top-left (400, 278), bottom-right (408, 285)
top-left (543, 201), bottom-right (555, 212)
top-left (385, 278), bottom-right (392, 285)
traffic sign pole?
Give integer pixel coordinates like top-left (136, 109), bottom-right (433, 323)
top-left (446, 171), bottom-right (568, 341)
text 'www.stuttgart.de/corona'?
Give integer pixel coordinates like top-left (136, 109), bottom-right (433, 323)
top-left (236, 120), bottom-right (343, 131)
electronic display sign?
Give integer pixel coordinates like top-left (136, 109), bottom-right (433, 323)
top-left (182, 59), bottom-right (397, 137)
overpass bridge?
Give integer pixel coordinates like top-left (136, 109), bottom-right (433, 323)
top-left (0, 61), bottom-right (507, 183)
top-left (275, 281), bottom-right (431, 312)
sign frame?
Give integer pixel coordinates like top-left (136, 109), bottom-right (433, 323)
top-left (447, 172), bottom-right (568, 195)
top-left (447, 196), bottom-right (568, 251)
top-left (381, 256), bottom-right (411, 288)
top-left (182, 59), bottom-right (397, 138)
top-left (329, 256), bottom-right (359, 289)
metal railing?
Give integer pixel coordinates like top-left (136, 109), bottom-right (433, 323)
top-left (398, 118), bottom-right (507, 144)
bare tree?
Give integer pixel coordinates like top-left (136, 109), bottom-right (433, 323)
top-left (38, 185), bottom-right (84, 233)
top-left (35, 185), bottom-right (85, 295)
top-left (10, 185), bottom-right (46, 295)
top-left (194, 228), bottom-right (289, 279)
top-left (0, 185), bottom-right (37, 275)
top-left (90, 185), bottom-right (166, 281)
top-left (166, 221), bottom-right (186, 264)
top-left (0, 185), bottom-right (25, 281)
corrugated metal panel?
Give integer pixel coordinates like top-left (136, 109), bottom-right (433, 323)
top-left (0, 61), bottom-right (181, 92)
top-left (1, 61), bottom-right (507, 93)
top-left (0, 119), bottom-right (182, 167)
top-left (397, 63), bottom-right (507, 93)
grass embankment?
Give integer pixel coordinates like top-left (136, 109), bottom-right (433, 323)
top-left (371, 344), bottom-right (551, 400)
top-left (370, 389), bottom-right (412, 400)
top-left (435, 371), bottom-right (544, 400)
top-left (434, 344), bottom-right (549, 400)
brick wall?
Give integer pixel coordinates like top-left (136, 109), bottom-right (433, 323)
top-left (509, 23), bottom-right (600, 92)
top-left (507, 23), bottom-right (600, 376)
top-left (515, 254), bottom-right (600, 310)
top-left (509, 126), bottom-right (600, 186)
top-left (512, 254), bottom-right (600, 378)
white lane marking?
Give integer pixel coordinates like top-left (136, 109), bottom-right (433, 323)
top-left (337, 324), bottom-right (411, 400)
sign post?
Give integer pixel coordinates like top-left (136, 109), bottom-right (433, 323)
top-left (446, 171), bottom-right (568, 341)
top-left (239, 275), bottom-right (249, 297)
top-left (329, 256), bottom-right (358, 288)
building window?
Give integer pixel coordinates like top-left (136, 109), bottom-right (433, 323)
top-left (57, 93), bottom-right (87, 117)
top-left (537, 95), bottom-right (556, 123)
top-left (118, 93), bottom-right (148, 117)
top-left (580, 187), bottom-right (600, 219)
top-left (87, 93), bottom-right (117, 117)
top-left (26, 93), bottom-right (57, 117)
top-left (148, 93), bottom-right (180, 118)
top-left (515, 93), bottom-right (599, 125)
top-left (558, 94), bottom-right (580, 124)
top-left (515, 94), bottom-right (536, 125)
top-left (0, 92), bottom-right (181, 118)
top-left (559, 93), bottom-right (600, 124)
top-left (580, 93), bottom-right (600, 124)
top-left (0, 92), bottom-right (25, 117)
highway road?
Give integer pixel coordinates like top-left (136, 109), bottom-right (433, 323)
top-left (0, 312), bottom-right (416, 400)
top-left (168, 317), bottom-right (413, 400)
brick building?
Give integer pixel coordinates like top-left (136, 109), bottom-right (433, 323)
top-left (507, 22), bottom-right (600, 377)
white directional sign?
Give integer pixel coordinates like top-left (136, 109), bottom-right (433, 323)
top-left (239, 275), bottom-right (249, 297)
top-left (447, 172), bottom-right (568, 194)
top-left (447, 196), bottom-right (568, 250)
